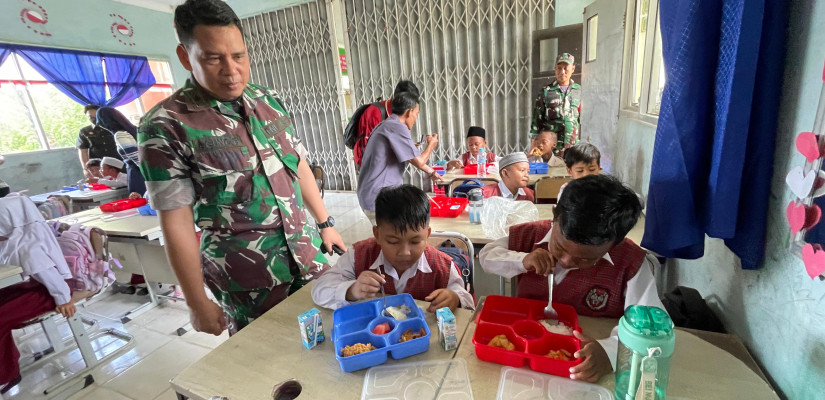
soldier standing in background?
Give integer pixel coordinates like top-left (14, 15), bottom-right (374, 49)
top-left (530, 53), bottom-right (582, 153)
top-left (138, 0), bottom-right (345, 335)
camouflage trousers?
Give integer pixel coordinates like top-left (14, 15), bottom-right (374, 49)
top-left (205, 280), bottom-right (293, 335)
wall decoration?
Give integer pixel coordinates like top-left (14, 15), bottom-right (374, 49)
top-left (109, 13), bottom-right (135, 47)
top-left (18, 0), bottom-right (51, 37)
top-left (788, 59), bottom-right (825, 280)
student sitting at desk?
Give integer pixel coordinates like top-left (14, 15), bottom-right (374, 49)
top-left (97, 157), bottom-right (127, 188)
top-left (557, 143), bottom-right (602, 199)
top-left (312, 184), bottom-right (474, 312)
top-left (84, 158), bottom-right (102, 184)
top-left (459, 126), bottom-right (496, 167)
top-left (527, 129), bottom-right (565, 167)
top-left (480, 152), bottom-right (535, 202)
top-left (0, 196), bottom-right (75, 394)
top-left (479, 175), bottom-right (663, 382)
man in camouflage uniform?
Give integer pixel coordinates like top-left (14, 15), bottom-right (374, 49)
top-left (138, 0), bottom-right (345, 335)
top-left (530, 53), bottom-right (582, 151)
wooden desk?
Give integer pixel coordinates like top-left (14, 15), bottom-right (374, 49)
top-left (428, 204), bottom-right (645, 247)
top-left (30, 187), bottom-right (128, 212)
top-left (0, 264), bottom-right (23, 289)
top-left (454, 306), bottom-right (779, 400)
top-left (429, 204), bottom-right (555, 245)
top-left (442, 167), bottom-right (568, 186)
top-left (54, 209), bottom-right (177, 321)
top-left (170, 282), bottom-right (475, 400)
top-left (56, 208), bottom-right (162, 240)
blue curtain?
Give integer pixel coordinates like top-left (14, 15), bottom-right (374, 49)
top-left (0, 44), bottom-right (156, 107)
top-left (641, 0), bottom-right (790, 269)
top-left (14, 45), bottom-right (107, 105)
top-left (0, 45), bottom-right (11, 67)
top-left (104, 55), bottom-right (156, 107)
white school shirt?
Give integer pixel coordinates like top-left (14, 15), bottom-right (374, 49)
top-left (497, 180), bottom-right (527, 199)
top-left (478, 228), bottom-right (665, 370)
top-left (311, 249), bottom-right (474, 311)
top-left (98, 172), bottom-right (127, 188)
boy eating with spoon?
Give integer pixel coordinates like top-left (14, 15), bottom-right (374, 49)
top-left (479, 174), bottom-right (664, 382)
top-left (312, 184), bottom-right (473, 312)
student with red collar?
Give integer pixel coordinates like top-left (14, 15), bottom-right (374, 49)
top-left (312, 184), bottom-right (473, 312)
top-left (479, 174), bottom-right (663, 382)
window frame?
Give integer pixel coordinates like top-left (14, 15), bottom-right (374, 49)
top-left (0, 54), bottom-right (174, 153)
top-left (620, 0), bottom-right (663, 122)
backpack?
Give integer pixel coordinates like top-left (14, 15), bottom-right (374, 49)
top-left (661, 286), bottom-right (726, 333)
top-left (451, 179), bottom-right (484, 198)
top-left (37, 195), bottom-right (70, 219)
top-left (438, 242), bottom-right (473, 295)
top-left (51, 223), bottom-right (119, 293)
top-left (343, 102), bottom-right (387, 149)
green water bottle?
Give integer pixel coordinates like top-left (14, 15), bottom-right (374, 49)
top-left (615, 305), bottom-right (675, 400)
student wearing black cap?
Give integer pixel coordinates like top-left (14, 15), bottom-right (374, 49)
top-left (459, 126), bottom-right (496, 167)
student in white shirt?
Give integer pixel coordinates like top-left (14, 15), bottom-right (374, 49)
top-left (479, 152), bottom-right (535, 202)
top-left (557, 143), bottom-right (602, 199)
top-left (479, 174), bottom-right (663, 383)
top-left (97, 157), bottom-right (127, 188)
top-left (312, 184), bottom-right (473, 312)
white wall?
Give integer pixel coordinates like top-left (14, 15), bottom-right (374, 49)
top-left (0, 148), bottom-right (83, 195)
top-left (610, 0), bottom-right (825, 398)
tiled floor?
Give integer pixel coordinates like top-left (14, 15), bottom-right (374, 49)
top-left (5, 191), bottom-right (373, 400)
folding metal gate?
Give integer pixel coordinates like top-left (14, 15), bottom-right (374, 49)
top-left (241, 1), bottom-right (352, 190)
top-left (343, 0), bottom-right (556, 186)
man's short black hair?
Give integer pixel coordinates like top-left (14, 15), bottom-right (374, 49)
top-left (553, 175), bottom-right (641, 246)
top-left (85, 158), bottom-right (102, 168)
top-left (175, 0), bottom-right (242, 47)
top-left (391, 91), bottom-right (420, 116)
top-left (375, 184), bottom-right (430, 234)
top-left (83, 105), bottom-right (99, 113)
top-left (393, 80), bottom-right (420, 98)
top-left (563, 143), bottom-right (601, 168)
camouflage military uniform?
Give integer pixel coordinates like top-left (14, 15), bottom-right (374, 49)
top-left (138, 78), bottom-right (327, 333)
top-left (530, 80), bottom-right (582, 150)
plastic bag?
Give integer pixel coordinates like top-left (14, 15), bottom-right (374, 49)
top-left (480, 196), bottom-right (540, 240)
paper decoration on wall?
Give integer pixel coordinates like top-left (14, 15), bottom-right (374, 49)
top-left (812, 170), bottom-right (825, 198)
top-left (802, 244), bottom-right (825, 279)
top-left (786, 201), bottom-right (821, 235)
top-left (795, 131), bottom-right (820, 163)
top-left (109, 13), bottom-right (135, 47)
top-left (786, 165), bottom-right (815, 199)
top-left (18, 0), bottom-right (51, 37)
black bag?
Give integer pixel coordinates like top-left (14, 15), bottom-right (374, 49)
top-left (661, 286), bottom-right (726, 333)
top-left (343, 102), bottom-right (387, 149)
top-left (451, 179), bottom-right (484, 198)
top-left (438, 241), bottom-right (473, 294)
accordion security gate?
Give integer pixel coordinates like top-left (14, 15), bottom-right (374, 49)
top-left (344, 0), bottom-right (555, 187)
top-left (241, 1), bottom-right (353, 190)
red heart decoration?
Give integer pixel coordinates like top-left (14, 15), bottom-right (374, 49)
top-left (802, 243), bottom-right (825, 279)
top-left (805, 204), bottom-right (822, 230)
top-left (796, 132), bottom-right (820, 163)
top-left (787, 201), bottom-right (806, 234)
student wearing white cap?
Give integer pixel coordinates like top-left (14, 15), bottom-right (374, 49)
top-left (98, 157), bottom-right (127, 188)
top-left (480, 152), bottom-right (535, 202)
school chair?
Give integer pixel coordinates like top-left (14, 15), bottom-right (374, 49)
top-left (447, 178), bottom-right (498, 197)
top-left (17, 222), bottom-right (134, 398)
top-left (429, 231), bottom-right (475, 302)
top-left (533, 176), bottom-right (572, 204)
top-left (311, 164), bottom-right (325, 199)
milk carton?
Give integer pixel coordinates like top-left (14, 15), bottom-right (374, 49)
top-left (436, 307), bottom-right (457, 351)
top-left (298, 308), bottom-right (325, 349)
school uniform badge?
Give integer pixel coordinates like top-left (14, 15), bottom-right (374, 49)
top-left (584, 287), bottom-right (609, 311)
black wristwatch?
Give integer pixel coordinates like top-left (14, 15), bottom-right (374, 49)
top-left (317, 216), bottom-right (335, 230)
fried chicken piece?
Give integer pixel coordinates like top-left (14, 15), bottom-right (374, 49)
top-left (488, 334), bottom-right (515, 351)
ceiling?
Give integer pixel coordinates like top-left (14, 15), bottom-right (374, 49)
top-left (112, 0), bottom-right (184, 13)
